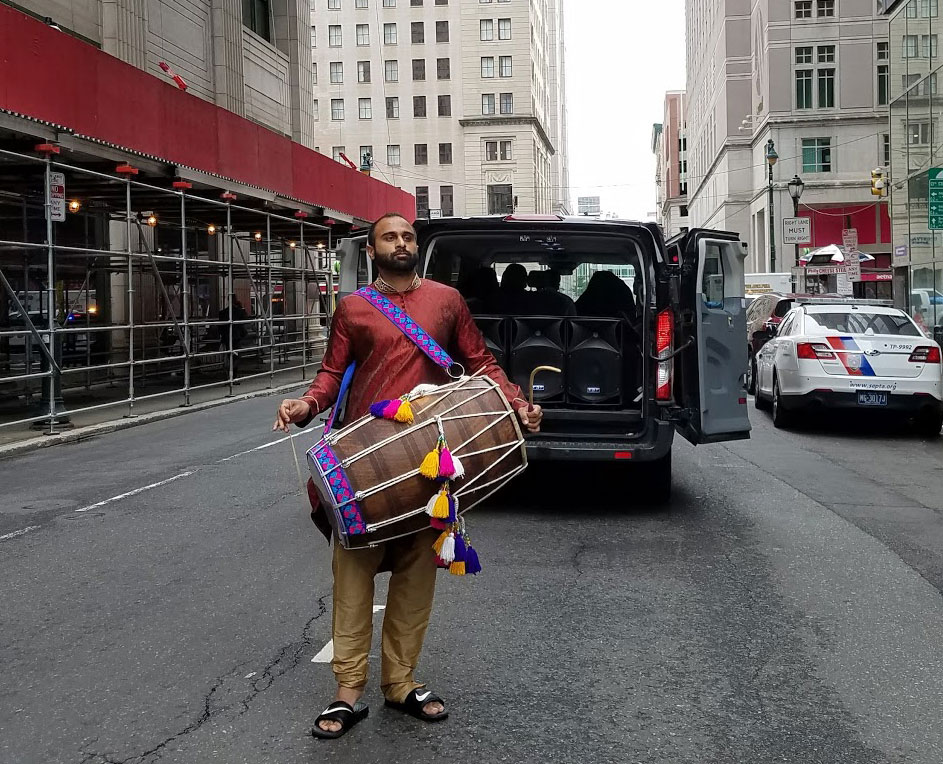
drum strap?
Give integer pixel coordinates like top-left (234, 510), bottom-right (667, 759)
top-left (324, 360), bottom-right (356, 435)
top-left (354, 286), bottom-right (459, 375)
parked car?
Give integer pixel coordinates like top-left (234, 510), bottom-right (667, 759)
top-left (754, 299), bottom-right (943, 436)
top-left (745, 292), bottom-right (840, 393)
top-left (334, 220), bottom-right (752, 502)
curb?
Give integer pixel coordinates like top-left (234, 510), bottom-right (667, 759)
top-left (0, 380), bottom-right (309, 461)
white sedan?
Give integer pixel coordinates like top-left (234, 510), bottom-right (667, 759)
top-left (754, 301), bottom-right (943, 435)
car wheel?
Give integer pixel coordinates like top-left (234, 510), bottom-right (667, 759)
top-left (917, 410), bottom-right (943, 438)
top-left (747, 354), bottom-right (757, 395)
top-left (643, 451), bottom-right (672, 505)
top-left (771, 376), bottom-right (793, 429)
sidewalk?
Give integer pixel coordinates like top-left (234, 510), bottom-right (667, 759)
top-left (0, 366), bottom-right (313, 460)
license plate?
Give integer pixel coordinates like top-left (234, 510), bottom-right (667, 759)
top-left (857, 391), bottom-right (887, 406)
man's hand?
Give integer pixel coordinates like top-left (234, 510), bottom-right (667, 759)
top-left (273, 398), bottom-right (311, 432)
top-left (516, 404), bottom-right (542, 434)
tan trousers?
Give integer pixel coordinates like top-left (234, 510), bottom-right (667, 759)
top-left (331, 527), bottom-right (439, 703)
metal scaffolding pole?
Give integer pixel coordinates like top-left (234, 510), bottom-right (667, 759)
top-left (300, 221), bottom-right (307, 378)
top-left (267, 214), bottom-right (274, 387)
top-left (226, 201), bottom-right (234, 395)
top-left (181, 190), bottom-right (191, 406)
top-left (125, 176), bottom-right (136, 418)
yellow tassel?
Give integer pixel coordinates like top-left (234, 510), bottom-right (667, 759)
top-left (432, 490), bottom-right (451, 519)
top-left (393, 398), bottom-right (414, 423)
top-left (433, 531), bottom-right (449, 556)
top-left (419, 448), bottom-right (439, 479)
top-left (449, 561), bottom-right (466, 576)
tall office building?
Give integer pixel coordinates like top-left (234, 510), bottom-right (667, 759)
top-left (686, 0), bottom-right (890, 281)
top-left (311, 0), bottom-right (570, 218)
top-left (652, 91), bottom-right (689, 238)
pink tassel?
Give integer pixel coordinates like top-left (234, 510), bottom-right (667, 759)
top-left (429, 517), bottom-right (450, 530)
top-left (437, 447), bottom-right (455, 479)
top-left (381, 399), bottom-right (402, 419)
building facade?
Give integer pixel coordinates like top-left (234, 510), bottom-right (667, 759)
top-left (686, 0), bottom-right (890, 282)
top-left (652, 91), bottom-right (689, 238)
top-left (311, 0), bottom-right (570, 218)
top-left (884, 0), bottom-right (943, 339)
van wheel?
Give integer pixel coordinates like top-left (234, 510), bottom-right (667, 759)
top-left (644, 451), bottom-right (672, 505)
top-left (917, 410), bottom-right (943, 438)
top-left (771, 377), bottom-right (793, 429)
top-left (747, 353), bottom-right (757, 395)
top-left (754, 380), bottom-right (771, 411)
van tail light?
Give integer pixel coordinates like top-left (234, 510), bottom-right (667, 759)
top-left (909, 346), bottom-right (942, 363)
top-left (797, 342), bottom-right (836, 361)
top-left (656, 309), bottom-right (674, 401)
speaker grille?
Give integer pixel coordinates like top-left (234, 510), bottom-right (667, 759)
top-left (510, 317), bottom-right (565, 400)
top-left (566, 318), bottom-right (622, 404)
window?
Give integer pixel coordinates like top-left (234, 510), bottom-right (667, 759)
top-left (500, 92), bottom-right (513, 114)
top-left (480, 19), bottom-right (494, 40)
top-left (415, 144), bottom-right (428, 165)
top-left (385, 59), bottom-right (399, 81)
top-left (356, 0), bottom-right (367, 7)
top-left (328, 0), bottom-right (340, 8)
top-left (500, 139), bottom-right (511, 160)
top-left (411, 0), bottom-right (423, 5)
top-left (311, 25), bottom-right (316, 47)
top-left (436, 20), bottom-right (449, 42)
top-left (416, 186), bottom-right (429, 217)
top-left (413, 95), bottom-right (427, 117)
top-left (919, 0), bottom-right (940, 16)
top-left (435, 0), bottom-right (448, 4)
top-left (332, 146), bottom-right (345, 162)
top-left (482, 93), bottom-right (495, 114)
top-left (358, 61), bottom-right (371, 82)
top-left (480, 0), bottom-right (492, 3)
top-left (312, 62), bottom-right (318, 84)
top-left (437, 58), bottom-right (450, 79)
top-left (909, 121), bottom-right (932, 145)
top-left (701, 244), bottom-right (725, 308)
top-left (487, 183), bottom-right (513, 214)
top-left (329, 25), bottom-right (342, 46)
top-left (904, 35), bottom-right (918, 58)
top-left (883, 133), bottom-right (891, 166)
top-left (412, 59), bottom-right (426, 80)
top-left (358, 98), bottom-right (372, 119)
top-left (383, 0), bottom-right (395, 6)
top-left (356, 24), bottom-right (369, 45)
top-left (877, 41), bottom-right (888, 61)
top-left (805, 311), bottom-right (921, 336)
top-left (498, 18), bottom-right (511, 39)
top-left (439, 142), bottom-right (452, 164)
top-left (412, 21), bottom-right (424, 43)
top-left (437, 94), bottom-right (451, 116)
top-left (818, 68), bottom-right (835, 107)
top-left (387, 144), bottom-right (401, 166)
top-left (878, 55), bottom-right (889, 106)
top-left (816, 0), bottom-right (834, 16)
top-left (795, 0), bottom-right (812, 17)
top-left (331, 99), bottom-right (345, 120)
top-left (386, 96), bottom-right (399, 118)
top-left (360, 146), bottom-right (373, 167)
top-left (796, 69), bottom-right (813, 108)
top-left (440, 185), bottom-right (453, 216)
top-left (922, 34), bottom-right (938, 58)
top-left (485, 141), bottom-right (498, 160)
top-left (802, 137), bottom-right (831, 172)
top-left (313, 99), bottom-right (319, 120)
top-left (481, 56), bottom-right (495, 77)
top-left (499, 55), bottom-right (512, 77)
top-left (384, 23), bottom-right (397, 44)
top-left (796, 47), bottom-right (812, 64)
top-left (330, 62), bottom-right (343, 83)
top-left (817, 45), bottom-right (835, 63)
top-left (903, 73), bottom-right (921, 90)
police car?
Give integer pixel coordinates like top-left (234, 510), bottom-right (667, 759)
top-left (754, 299), bottom-right (943, 436)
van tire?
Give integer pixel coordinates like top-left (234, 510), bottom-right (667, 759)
top-left (644, 451), bottom-right (672, 505)
top-left (747, 353), bottom-right (757, 395)
top-left (771, 376), bottom-right (793, 429)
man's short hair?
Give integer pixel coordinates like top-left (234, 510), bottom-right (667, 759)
top-left (368, 212), bottom-right (413, 247)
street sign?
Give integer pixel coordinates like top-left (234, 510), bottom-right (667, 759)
top-left (836, 270), bottom-right (854, 296)
top-left (49, 172), bottom-right (65, 222)
top-left (929, 168), bottom-right (943, 230)
top-left (894, 244), bottom-right (908, 260)
top-left (783, 217), bottom-right (811, 244)
top-left (842, 228), bottom-right (861, 282)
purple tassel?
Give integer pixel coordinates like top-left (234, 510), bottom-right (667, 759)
top-left (453, 533), bottom-right (467, 562)
top-left (429, 517), bottom-right (450, 531)
top-left (464, 544), bottom-right (481, 575)
top-left (370, 399), bottom-right (395, 418)
top-left (438, 447), bottom-right (455, 479)
top-left (447, 494), bottom-right (457, 523)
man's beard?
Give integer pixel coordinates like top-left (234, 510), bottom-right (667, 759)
top-left (374, 248), bottom-right (419, 273)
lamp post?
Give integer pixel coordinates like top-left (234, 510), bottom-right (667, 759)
top-left (787, 175), bottom-right (805, 270)
top-left (765, 139), bottom-right (779, 272)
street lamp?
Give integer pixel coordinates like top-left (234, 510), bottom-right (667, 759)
top-left (787, 175), bottom-right (805, 269)
top-left (765, 139), bottom-right (779, 272)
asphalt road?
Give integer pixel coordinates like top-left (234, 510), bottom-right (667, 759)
top-left (2, 391), bottom-right (943, 764)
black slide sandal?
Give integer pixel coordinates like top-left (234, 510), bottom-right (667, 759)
top-left (311, 700), bottom-right (369, 739)
top-left (384, 688), bottom-right (449, 722)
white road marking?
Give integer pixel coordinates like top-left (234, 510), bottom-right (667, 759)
top-left (0, 525), bottom-right (40, 542)
top-left (217, 430), bottom-right (311, 463)
top-left (311, 605), bottom-right (386, 663)
top-left (74, 471), bottom-right (196, 513)
top-left (244, 672), bottom-right (257, 679)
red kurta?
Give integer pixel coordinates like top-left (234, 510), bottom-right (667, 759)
top-left (300, 279), bottom-right (525, 540)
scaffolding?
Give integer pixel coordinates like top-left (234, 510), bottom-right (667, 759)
top-left (0, 145), bottom-right (337, 436)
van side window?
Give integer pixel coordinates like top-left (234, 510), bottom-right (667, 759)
top-left (356, 241), bottom-right (372, 288)
top-left (702, 243), bottom-right (725, 308)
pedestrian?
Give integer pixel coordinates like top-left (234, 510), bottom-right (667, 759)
top-left (273, 212), bottom-right (542, 739)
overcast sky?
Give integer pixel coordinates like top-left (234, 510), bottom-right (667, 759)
top-left (563, 0), bottom-right (687, 219)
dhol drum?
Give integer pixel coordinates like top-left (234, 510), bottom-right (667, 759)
top-left (306, 375), bottom-right (527, 550)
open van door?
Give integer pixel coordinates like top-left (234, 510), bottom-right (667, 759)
top-left (672, 229), bottom-right (751, 444)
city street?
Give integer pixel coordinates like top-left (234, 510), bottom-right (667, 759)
top-left (2, 392), bottom-right (943, 764)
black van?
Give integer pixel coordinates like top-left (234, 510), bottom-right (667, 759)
top-left (335, 216), bottom-right (751, 500)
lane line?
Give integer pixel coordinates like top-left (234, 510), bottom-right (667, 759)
top-left (0, 525), bottom-right (41, 542)
top-left (311, 605), bottom-right (386, 664)
top-left (217, 430), bottom-right (311, 463)
top-left (74, 471), bottom-right (196, 513)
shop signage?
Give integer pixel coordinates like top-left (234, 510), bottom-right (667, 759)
top-left (894, 245), bottom-right (908, 259)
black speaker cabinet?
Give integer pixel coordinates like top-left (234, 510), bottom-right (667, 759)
top-left (566, 318), bottom-right (622, 404)
top-left (473, 315), bottom-right (508, 368)
top-left (510, 317), bottom-right (565, 400)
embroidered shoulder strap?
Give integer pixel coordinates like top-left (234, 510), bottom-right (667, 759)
top-left (355, 286), bottom-right (461, 375)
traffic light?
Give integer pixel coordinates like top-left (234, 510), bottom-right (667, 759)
top-left (871, 167), bottom-right (887, 197)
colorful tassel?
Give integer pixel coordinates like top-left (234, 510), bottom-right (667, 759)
top-left (447, 493), bottom-right (458, 523)
top-left (369, 399), bottom-right (395, 418)
top-left (432, 530), bottom-right (448, 557)
top-left (435, 555), bottom-right (450, 569)
top-left (437, 447), bottom-right (455, 479)
top-left (449, 455), bottom-right (465, 480)
top-left (432, 490), bottom-right (451, 519)
top-left (449, 560), bottom-right (466, 575)
top-left (429, 517), bottom-right (450, 531)
top-left (439, 533), bottom-right (456, 564)
top-left (452, 532), bottom-right (467, 562)
top-left (393, 398), bottom-right (414, 423)
top-left (464, 543), bottom-right (482, 575)
top-left (419, 448), bottom-right (440, 479)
